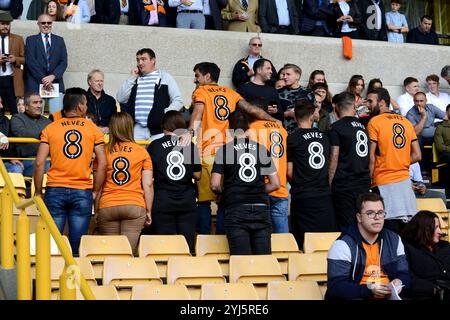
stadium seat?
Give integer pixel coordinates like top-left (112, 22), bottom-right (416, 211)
top-left (0, 172), bottom-right (26, 196)
top-left (229, 255), bottom-right (286, 300)
top-left (195, 235), bottom-right (230, 276)
top-left (79, 235), bottom-right (133, 279)
top-left (266, 280), bottom-right (323, 300)
top-left (288, 252), bottom-right (328, 282)
top-left (30, 234), bottom-right (71, 279)
top-left (166, 256), bottom-right (225, 300)
top-left (271, 233), bottom-right (301, 275)
top-left (138, 235), bottom-right (191, 279)
top-left (200, 283), bottom-right (259, 300)
top-left (131, 284), bottom-right (191, 300)
top-left (102, 257), bottom-right (162, 300)
top-left (31, 174), bottom-right (48, 196)
top-left (303, 232), bottom-right (341, 254)
top-left (76, 285), bottom-right (120, 300)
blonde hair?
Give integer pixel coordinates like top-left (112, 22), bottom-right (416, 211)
top-left (108, 112), bottom-right (135, 153)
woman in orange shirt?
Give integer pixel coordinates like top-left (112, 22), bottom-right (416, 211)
top-left (96, 112), bottom-right (153, 254)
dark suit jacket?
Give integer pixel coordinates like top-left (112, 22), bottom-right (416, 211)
top-left (8, 33), bottom-right (25, 97)
top-left (25, 33), bottom-right (68, 93)
top-left (330, 0), bottom-right (362, 36)
top-left (259, 0), bottom-right (299, 35)
top-left (90, 0), bottom-right (121, 24)
top-left (300, 0), bottom-right (333, 34)
top-left (10, 0), bottom-right (23, 19)
top-left (207, 0), bottom-right (227, 30)
top-left (357, 0), bottom-right (387, 41)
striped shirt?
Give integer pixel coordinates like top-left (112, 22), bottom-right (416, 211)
top-left (135, 70), bottom-right (159, 127)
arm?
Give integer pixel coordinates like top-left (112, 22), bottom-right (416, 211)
top-left (179, 102), bottom-right (204, 146)
top-left (265, 173), bottom-right (280, 194)
top-left (237, 99), bottom-right (279, 123)
top-left (221, 3), bottom-right (237, 21)
top-left (52, 38), bottom-right (68, 81)
top-left (33, 143), bottom-right (50, 197)
top-left (116, 75), bottom-right (137, 104)
top-left (210, 172), bottom-right (223, 194)
top-left (142, 169), bottom-right (154, 226)
top-left (434, 125), bottom-right (450, 153)
top-left (410, 140), bottom-right (422, 164)
top-left (93, 144), bottom-right (107, 201)
top-left (258, 0), bottom-right (269, 32)
top-left (412, 113), bottom-right (426, 136)
top-left (164, 73), bottom-right (184, 112)
top-left (11, 36), bottom-right (25, 67)
top-left (328, 146), bottom-right (339, 186)
top-left (25, 37), bottom-right (46, 82)
top-left (193, 171), bottom-right (201, 181)
top-left (80, 2), bottom-right (92, 23)
top-left (369, 141), bottom-right (377, 178)
top-left (287, 162), bottom-right (293, 183)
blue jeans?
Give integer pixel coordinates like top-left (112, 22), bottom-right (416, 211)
top-left (196, 201), bottom-right (225, 235)
top-left (269, 196), bottom-right (289, 233)
top-left (4, 161), bottom-right (23, 173)
top-left (44, 187), bottom-right (93, 256)
top-left (22, 159), bottom-right (50, 177)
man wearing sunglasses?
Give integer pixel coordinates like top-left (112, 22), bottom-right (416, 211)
top-left (25, 14), bottom-right (67, 114)
top-left (326, 193), bottom-right (410, 300)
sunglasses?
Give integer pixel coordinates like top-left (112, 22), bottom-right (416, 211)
top-left (40, 22), bottom-right (53, 25)
top-left (250, 43), bottom-right (262, 47)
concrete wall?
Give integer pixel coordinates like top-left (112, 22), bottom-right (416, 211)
top-left (11, 20), bottom-right (450, 106)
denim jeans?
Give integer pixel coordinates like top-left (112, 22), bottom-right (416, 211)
top-left (4, 161), bottom-right (23, 173)
top-left (269, 196), bottom-right (289, 233)
top-left (22, 159), bottom-right (51, 177)
top-left (224, 204), bottom-right (272, 255)
top-left (196, 201), bottom-right (225, 235)
top-left (44, 187), bottom-right (93, 256)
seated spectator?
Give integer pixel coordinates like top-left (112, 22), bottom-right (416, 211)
top-left (406, 15), bottom-right (439, 46)
top-left (425, 74), bottom-right (450, 114)
top-left (367, 78), bottom-right (400, 112)
top-left (299, 0), bottom-right (333, 37)
top-left (0, 96), bottom-right (22, 173)
top-left (274, 78), bottom-right (285, 90)
top-left (326, 193), bottom-right (409, 300)
top-left (401, 210), bottom-right (450, 300)
top-left (409, 162), bottom-right (446, 203)
top-left (346, 74), bottom-right (365, 115)
top-left (45, 0), bottom-right (65, 21)
top-left (434, 104), bottom-right (450, 165)
top-left (330, 0), bottom-right (361, 39)
top-left (221, 0), bottom-right (261, 32)
top-left (96, 112), bottom-right (153, 255)
top-left (64, 0), bottom-right (91, 23)
top-left (307, 70), bottom-right (333, 113)
top-left (397, 77), bottom-right (420, 116)
top-left (16, 97), bottom-right (25, 113)
top-left (312, 82), bottom-right (331, 131)
top-left (385, 0), bottom-right (408, 43)
top-left (441, 65), bottom-right (450, 86)
top-left (10, 93), bottom-right (51, 177)
top-left (86, 69), bottom-right (116, 134)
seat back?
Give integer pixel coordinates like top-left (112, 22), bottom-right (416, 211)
top-left (267, 280), bottom-right (323, 300)
top-left (271, 233), bottom-right (301, 274)
top-left (76, 285), bottom-right (120, 300)
top-left (288, 252), bottom-right (328, 282)
top-left (30, 234), bottom-right (71, 279)
top-left (195, 235), bottom-right (230, 276)
top-left (131, 284), bottom-right (191, 300)
top-left (416, 198), bottom-right (447, 213)
top-left (200, 283), bottom-right (259, 300)
top-left (0, 172), bottom-right (26, 196)
top-left (303, 232), bottom-right (341, 254)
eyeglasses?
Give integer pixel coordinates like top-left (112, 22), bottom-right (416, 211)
top-left (250, 43), bottom-right (262, 47)
top-left (39, 22), bottom-right (53, 25)
top-left (362, 210), bottom-right (386, 219)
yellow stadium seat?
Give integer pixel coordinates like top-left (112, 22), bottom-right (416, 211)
top-left (131, 284), bottom-right (191, 300)
top-left (30, 234), bottom-right (71, 279)
top-left (138, 235), bottom-right (191, 279)
top-left (0, 172), bottom-right (26, 196)
top-left (229, 255), bottom-right (286, 300)
top-left (31, 174), bottom-right (48, 196)
top-left (271, 233), bottom-right (301, 275)
top-left (303, 232), bottom-right (341, 254)
top-left (267, 280), bottom-right (323, 300)
top-left (195, 235), bottom-right (230, 276)
top-left (76, 285), bottom-right (120, 300)
top-left (416, 198), bottom-right (447, 213)
top-left (166, 256), bottom-right (225, 300)
top-left (79, 235), bottom-right (133, 279)
top-left (200, 283), bottom-right (259, 300)
top-left (288, 252), bottom-right (328, 282)
top-left (103, 257), bottom-right (162, 300)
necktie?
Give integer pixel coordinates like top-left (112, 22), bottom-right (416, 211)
top-left (1, 36), bottom-right (6, 72)
top-left (44, 34), bottom-right (51, 73)
top-left (242, 0), bottom-right (248, 10)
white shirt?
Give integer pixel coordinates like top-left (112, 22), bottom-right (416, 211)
top-left (338, 1), bottom-right (357, 33)
top-left (119, 0), bottom-right (128, 13)
top-left (372, 0), bottom-right (382, 30)
top-left (275, 0), bottom-right (290, 26)
top-left (40, 32), bottom-right (52, 49)
top-left (0, 34), bottom-right (13, 76)
top-left (203, 0), bottom-right (211, 15)
top-left (397, 92), bottom-right (414, 116)
top-left (426, 91), bottom-right (450, 113)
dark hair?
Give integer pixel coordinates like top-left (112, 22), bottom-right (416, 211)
top-left (161, 110), bottom-right (186, 132)
top-left (401, 210), bottom-right (439, 250)
top-left (294, 100), bottom-right (315, 121)
top-left (228, 110), bottom-right (249, 131)
top-left (334, 91), bottom-right (356, 112)
top-left (372, 87), bottom-right (391, 107)
top-left (136, 48), bottom-right (155, 59)
top-left (193, 62), bottom-right (220, 83)
top-left (307, 70), bottom-right (327, 89)
top-left (421, 15), bottom-right (433, 22)
top-left (390, 0), bottom-right (401, 4)
top-left (441, 65), bottom-right (450, 78)
top-left (425, 74), bottom-right (440, 83)
top-left (253, 58), bottom-right (270, 74)
top-left (346, 75), bottom-right (365, 95)
top-left (446, 104), bottom-right (450, 112)
top-left (45, 0), bottom-right (64, 21)
top-left (63, 87), bottom-right (87, 112)
top-left (356, 193), bottom-right (384, 213)
top-left (367, 78), bottom-right (383, 93)
top-left (311, 82), bottom-right (328, 92)
top-left (414, 91), bottom-right (426, 99)
top-left (403, 77), bottom-right (419, 87)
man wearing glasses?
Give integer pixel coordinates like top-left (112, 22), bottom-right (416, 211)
top-left (326, 193), bottom-right (410, 300)
top-left (231, 36), bottom-right (277, 88)
top-left (25, 14), bottom-right (67, 114)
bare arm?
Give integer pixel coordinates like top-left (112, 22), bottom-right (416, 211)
top-left (237, 99), bottom-right (280, 124)
top-left (179, 102), bottom-right (204, 146)
top-left (328, 146), bottom-right (339, 186)
top-left (410, 140), bottom-right (422, 164)
top-left (210, 172), bottom-right (223, 194)
top-left (142, 169), bottom-right (154, 226)
top-left (413, 108), bottom-right (427, 135)
top-left (369, 141), bottom-right (377, 179)
top-left (33, 143), bottom-right (50, 197)
top-left (265, 173), bottom-right (280, 194)
top-left (193, 171), bottom-right (201, 181)
top-left (93, 144), bottom-right (107, 201)
top-left (287, 162), bottom-right (293, 183)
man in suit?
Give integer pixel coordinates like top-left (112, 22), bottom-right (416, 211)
top-left (204, 0), bottom-right (227, 30)
top-left (90, 0), bottom-right (121, 24)
top-left (259, 0), bottom-right (299, 35)
top-left (0, 11), bottom-right (24, 115)
top-left (221, 0), bottom-right (261, 32)
top-left (25, 13), bottom-right (67, 114)
top-left (300, 0), bottom-right (333, 36)
top-left (358, 0), bottom-right (388, 41)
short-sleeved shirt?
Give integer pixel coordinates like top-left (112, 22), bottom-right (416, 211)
top-left (328, 116), bottom-right (370, 191)
top-left (287, 128), bottom-right (330, 199)
top-left (367, 112), bottom-right (418, 186)
top-left (99, 142), bottom-right (152, 209)
top-left (192, 84), bottom-right (242, 157)
top-left (40, 117), bottom-right (104, 189)
top-left (147, 135), bottom-right (201, 213)
top-left (212, 137), bottom-right (275, 208)
top-left (249, 120), bottom-right (288, 198)
top-left (386, 11), bottom-right (408, 43)
top-left (405, 104), bottom-right (446, 139)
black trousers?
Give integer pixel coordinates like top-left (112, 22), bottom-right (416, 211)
top-left (291, 195), bottom-right (338, 250)
top-left (333, 186), bottom-right (371, 230)
top-left (224, 204), bottom-right (272, 255)
top-left (0, 76), bottom-right (17, 115)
